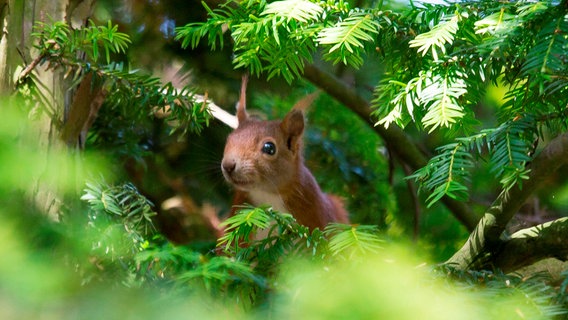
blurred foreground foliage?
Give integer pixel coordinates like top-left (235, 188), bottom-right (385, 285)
top-left (1, 101), bottom-right (566, 319)
top-left (4, 1), bottom-right (568, 318)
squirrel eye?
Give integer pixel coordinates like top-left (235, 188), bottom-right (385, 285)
top-left (261, 142), bottom-right (276, 155)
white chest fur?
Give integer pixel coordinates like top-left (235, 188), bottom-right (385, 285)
top-left (247, 190), bottom-right (287, 240)
top-left (247, 189), bottom-right (288, 213)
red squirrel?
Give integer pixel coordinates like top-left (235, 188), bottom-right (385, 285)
top-left (221, 75), bottom-right (349, 230)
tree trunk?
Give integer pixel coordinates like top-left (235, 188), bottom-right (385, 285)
top-left (0, 0), bottom-right (93, 218)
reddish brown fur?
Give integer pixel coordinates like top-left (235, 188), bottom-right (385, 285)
top-left (221, 78), bottom-right (348, 230)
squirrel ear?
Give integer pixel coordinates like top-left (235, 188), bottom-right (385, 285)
top-left (236, 74), bottom-right (249, 126)
top-left (281, 109), bottom-right (305, 152)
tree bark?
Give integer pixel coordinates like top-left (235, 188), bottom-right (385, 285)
top-left (492, 217), bottom-right (568, 273)
top-left (445, 133), bottom-right (568, 271)
top-left (0, 0), bottom-right (16, 94)
top-left (0, 0), bottom-right (93, 217)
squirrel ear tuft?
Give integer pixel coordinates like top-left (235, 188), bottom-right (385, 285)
top-left (291, 91), bottom-right (319, 112)
top-left (236, 74), bottom-right (249, 126)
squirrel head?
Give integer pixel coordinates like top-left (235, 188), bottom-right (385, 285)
top-left (221, 75), bottom-right (311, 193)
top-left (221, 108), bottom-right (305, 193)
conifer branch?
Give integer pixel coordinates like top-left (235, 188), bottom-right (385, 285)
top-left (446, 133), bottom-right (568, 270)
top-left (302, 64), bottom-right (479, 230)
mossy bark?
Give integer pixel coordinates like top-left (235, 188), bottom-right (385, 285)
top-left (446, 134), bottom-right (568, 271)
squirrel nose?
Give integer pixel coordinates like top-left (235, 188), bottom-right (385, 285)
top-left (222, 159), bottom-right (236, 174)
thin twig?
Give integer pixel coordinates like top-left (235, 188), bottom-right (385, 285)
top-left (16, 41), bottom-right (56, 86)
top-left (16, 52), bottom-right (46, 85)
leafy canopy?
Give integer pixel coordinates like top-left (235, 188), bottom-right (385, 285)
top-left (178, 0), bottom-right (568, 206)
